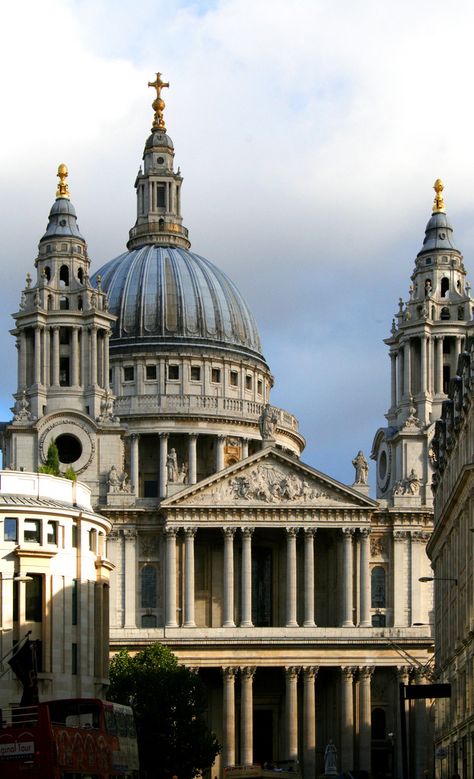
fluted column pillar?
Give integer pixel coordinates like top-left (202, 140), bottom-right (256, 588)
top-left (285, 666), bottom-right (300, 760)
top-left (89, 325), bottom-right (98, 386)
top-left (341, 529), bottom-right (355, 626)
top-left (340, 667), bottom-right (356, 772)
top-left (71, 326), bottom-right (79, 386)
top-left (19, 331), bottom-right (27, 389)
top-left (52, 326), bottom-right (60, 387)
top-left (159, 433), bottom-right (169, 499)
top-left (304, 528), bottom-right (316, 627)
top-left (222, 667), bottom-right (237, 767)
top-left (286, 527), bottom-right (298, 627)
top-left (390, 351), bottom-right (397, 407)
top-left (123, 528), bottom-right (137, 628)
top-left (34, 326), bottom-right (42, 385)
top-left (403, 338), bottom-right (411, 398)
top-left (223, 528), bottom-right (236, 627)
top-left (183, 527), bottom-right (196, 627)
top-left (435, 336), bottom-right (443, 394)
top-left (104, 329), bottom-right (110, 388)
top-left (165, 527), bottom-right (178, 627)
top-left (130, 434), bottom-right (139, 496)
top-left (420, 334), bottom-right (427, 394)
top-left (240, 528), bottom-right (253, 627)
top-left (188, 433), bottom-right (198, 485)
top-left (397, 348), bottom-right (403, 405)
top-left (393, 530), bottom-right (409, 626)
top-left (358, 528), bottom-right (371, 627)
top-left (303, 666), bottom-right (318, 779)
top-left (240, 666), bottom-right (256, 764)
top-left (396, 666), bottom-right (410, 779)
top-left (359, 666), bottom-right (374, 773)
top-left (216, 434), bottom-right (226, 471)
top-left (242, 437), bottom-right (249, 459)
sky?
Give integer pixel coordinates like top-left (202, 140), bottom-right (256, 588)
top-left (2, 0), bottom-right (474, 492)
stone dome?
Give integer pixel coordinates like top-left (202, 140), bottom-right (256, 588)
top-left (41, 197), bottom-right (85, 242)
top-left (418, 211), bottom-right (458, 255)
top-left (93, 245), bottom-right (265, 361)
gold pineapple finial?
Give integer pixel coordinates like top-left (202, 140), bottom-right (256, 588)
top-left (148, 72), bottom-right (170, 132)
top-left (432, 178), bottom-right (445, 214)
top-left (56, 163), bottom-right (70, 199)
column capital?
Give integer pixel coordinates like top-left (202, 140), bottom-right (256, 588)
top-left (217, 434), bottom-right (226, 443)
top-left (341, 666), bottom-right (357, 680)
top-left (222, 666), bottom-right (238, 679)
top-left (160, 432), bottom-right (169, 440)
top-left (393, 530), bottom-right (409, 541)
top-left (184, 527), bottom-right (197, 538)
top-left (129, 432), bottom-right (140, 441)
top-left (223, 527), bottom-right (236, 539)
top-left (34, 324), bottom-right (44, 332)
top-left (303, 665), bottom-right (319, 680)
top-left (285, 666), bottom-right (301, 680)
top-left (359, 527), bottom-right (371, 538)
top-left (304, 527), bottom-right (317, 537)
top-left (359, 665), bottom-right (375, 679)
top-left (88, 324), bottom-right (98, 334)
top-left (123, 528), bottom-right (137, 541)
top-left (396, 665), bottom-right (411, 682)
top-left (164, 526), bottom-right (177, 539)
top-left (241, 527), bottom-right (254, 539)
top-left (411, 530), bottom-right (430, 543)
top-left (51, 324), bottom-right (60, 333)
top-left (342, 527), bottom-right (355, 537)
top-left (240, 666), bottom-right (256, 680)
top-left (188, 432), bottom-right (198, 441)
top-left (286, 526), bottom-right (299, 538)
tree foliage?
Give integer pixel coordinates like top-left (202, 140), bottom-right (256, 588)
top-left (64, 465), bottom-right (77, 481)
top-left (39, 440), bottom-right (60, 476)
top-left (108, 643), bottom-right (220, 779)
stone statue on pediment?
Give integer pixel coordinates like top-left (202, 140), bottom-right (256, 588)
top-left (259, 404), bottom-right (278, 441)
top-left (352, 450), bottom-right (368, 485)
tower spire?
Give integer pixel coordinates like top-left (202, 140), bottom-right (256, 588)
top-left (148, 72), bottom-right (170, 132)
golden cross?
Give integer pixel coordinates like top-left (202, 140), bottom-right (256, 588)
top-left (148, 72), bottom-right (170, 131)
top-left (432, 178), bottom-right (445, 214)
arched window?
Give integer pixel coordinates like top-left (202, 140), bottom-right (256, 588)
top-left (77, 268), bottom-right (84, 284)
top-left (441, 277), bottom-right (449, 298)
top-left (44, 266), bottom-right (51, 281)
top-left (77, 295), bottom-right (83, 311)
top-left (440, 306), bottom-right (450, 320)
top-left (141, 565), bottom-right (157, 609)
top-left (59, 296), bottom-right (69, 310)
top-left (371, 707), bottom-right (386, 740)
top-left (458, 306), bottom-right (464, 321)
top-left (371, 566), bottom-right (386, 608)
top-left (47, 295), bottom-right (53, 310)
top-left (59, 265), bottom-right (69, 287)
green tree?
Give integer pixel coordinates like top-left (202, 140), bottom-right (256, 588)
top-left (39, 440), bottom-right (60, 476)
top-left (64, 465), bottom-right (77, 481)
top-left (108, 643), bottom-right (220, 779)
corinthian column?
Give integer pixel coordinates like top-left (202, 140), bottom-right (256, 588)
top-left (130, 434), bottom-right (139, 497)
top-left (240, 666), bottom-right (256, 764)
top-left (240, 528), bottom-right (253, 627)
top-left (52, 326), bottom-right (60, 386)
top-left (159, 433), bottom-right (169, 499)
top-left (358, 528), bottom-right (371, 627)
top-left (341, 529), bottom-right (355, 626)
top-left (123, 528), bottom-right (137, 628)
top-left (303, 666), bottom-right (318, 779)
top-left (164, 527), bottom-right (177, 627)
top-left (222, 667), bottom-right (237, 767)
top-left (223, 528), bottom-right (236, 627)
top-left (359, 666), bottom-right (374, 774)
top-left (188, 433), bottom-right (198, 485)
top-left (183, 527), bottom-right (196, 627)
top-left (304, 528), bottom-right (316, 627)
top-left (286, 528), bottom-right (298, 627)
top-left (285, 666), bottom-right (300, 760)
top-left (340, 667), bottom-right (356, 772)
top-left (89, 325), bottom-right (98, 385)
top-left (216, 435), bottom-right (226, 471)
top-left (71, 326), bottom-right (80, 386)
top-left (34, 326), bottom-right (42, 385)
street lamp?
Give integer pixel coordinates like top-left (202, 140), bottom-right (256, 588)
top-left (419, 576), bottom-right (458, 585)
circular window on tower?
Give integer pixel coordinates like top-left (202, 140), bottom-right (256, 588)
top-left (157, 156), bottom-right (164, 164)
top-left (56, 433), bottom-right (83, 463)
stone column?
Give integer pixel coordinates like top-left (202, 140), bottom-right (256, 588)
top-left (359, 666), bottom-right (374, 774)
top-left (223, 528), bottom-right (236, 627)
top-left (341, 529), bottom-right (355, 627)
top-left (240, 528), bottom-right (253, 627)
top-left (52, 326), bottom-right (60, 386)
top-left (34, 326), bottom-right (42, 385)
top-left (242, 437), bottom-right (249, 459)
top-left (393, 531), bottom-right (409, 626)
top-left (340, 667), bottom-right (356, 772)
top-left (304, 528), bottom-right (316, 627)
top-left (216, 434), bottom-right (226, 471)
top-left (403, 338), bottom-right (411, 398)
top-left (222, 667), bottom-right (237, 767)
top-left (413, 669), bottom-right (429, 779)
top-left (71, 326), bottom-right (79, 386)
top-left (286, 528), bottom-right (298, 627)
top-left (303, 666), bottom-right (318, 779)
top-left (285, 666), bottom-right (300, 760)
top-left (390, 351), bottom-right (397, 407)
top-left (420, 335), bottom-right (427, 394)
top-left (19, 331), bottom-right (27, 389)
top-left (435, 336), bottom-right (443, 394)
top-left (159, 433), bottom-right (169, 499)
top-left (130, 434), bottom-right (140, 497)
top-left (183, 527), bottom-right (196, 627)
top-left (104, 329), bottom-right (110, 388)
top-left (397, 348), bottom-right (403, 406)
top-left (123, 528), bottom-right (137, 628)
top-left (165, 527), bottom-right (178, 627)
top-left (358, 528), bottom-right (371, 627)
top-left (240, 666), bottom-right (256, 764)
top-left (89, 325), bottom-right (98, 386)
top-left (188, 433), bottom-right (198, 485)
top-left (410, 531), bottom-right (425, 625)
top-left (396, 666), bottom-right (410, 779)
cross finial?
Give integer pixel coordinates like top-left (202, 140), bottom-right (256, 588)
top-left (148, 72), bottom-right (170, 131)
top-left (56, 163), bottom-right (70, 199)
top-left (432, 178), bottom-right (445, 214)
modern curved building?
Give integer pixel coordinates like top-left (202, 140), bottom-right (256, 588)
top-left (2, 78), bottom-right (463, 779)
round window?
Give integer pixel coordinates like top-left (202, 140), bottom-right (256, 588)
top-left (157, 156), bottom-right (164, 164)
top-left (379, 450), bottom-right (387, 480)
top-left (56, 433), bottom-right (83, 463)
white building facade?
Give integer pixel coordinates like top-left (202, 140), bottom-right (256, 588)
top-left (2, 80), bottom-right (467, 778)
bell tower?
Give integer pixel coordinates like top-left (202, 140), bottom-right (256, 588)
top-left (372, 181), bottom-right (474, 506)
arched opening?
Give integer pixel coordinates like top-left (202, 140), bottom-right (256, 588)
top-left (47, 295), bottom-right (53, 310)
top-left (77, 268), bottom-right (84, 284)
top-left (43, 266), bottom-right (51, 281)
top-left (440, 306), bottom-right (450, 320)
top-left (59, 265), bottom-right (69, 287)
top-left (77, 295), bottom-right (83, 311)
top-left (59, 296), bottom-right (69, 310)
top-left (441, 277), bottom-right (449, 297)
top-left (458, 305), bottom-right (464, 320)
top-left (371, 566), bottom-right (386, 608)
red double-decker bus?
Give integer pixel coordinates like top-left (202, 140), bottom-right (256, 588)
top-left (0, 697), bottom-right (139, 778)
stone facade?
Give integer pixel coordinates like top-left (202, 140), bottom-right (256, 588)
top-left (0, 85), bottom-right (447, 779)
top-left (0, 470), bottom-right (112, 703)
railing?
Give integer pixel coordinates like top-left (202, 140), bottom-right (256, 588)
top-left (114, 394), bottom-right (300, 433)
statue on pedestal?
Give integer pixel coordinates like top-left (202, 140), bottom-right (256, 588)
top-left (324, 740), bottom-right (338, 776)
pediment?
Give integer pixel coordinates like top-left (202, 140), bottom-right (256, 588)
top-left (162, 448), bottom-right (377, 509)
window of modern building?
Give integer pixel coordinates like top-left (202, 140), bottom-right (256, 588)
top-left (230, 370), bottom-right (239, 386)
top-left (72, 579), bottom-right (78, 625)
top-left (371, 566), bottom-right (386, 608)
top-left (124, 366), bottom-right (134, 382)
top-left (142, 614), bottom-right (157, 628)
top-left (25, 574), bottom-right (43, 622)
top-left (168, 364), bottom-right (179, 380)
top-left (24, 519), bottom-right (40, 543)
top-left (146, 364), bottom-right (157, 380)
top-left (191, 366), bottom-right (201, 381)
top-left (4, 518), bottom-right (18, 542)
top-left (141, 565), bottom-right (157, 609)
top-left (211, 368), bottom-right (221, 383)
top-left (47, 521), bottom-right (58, 545)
